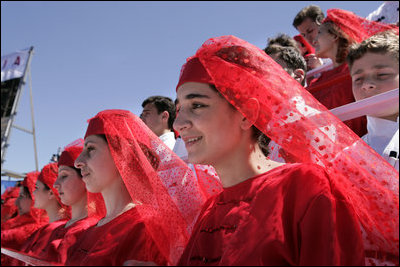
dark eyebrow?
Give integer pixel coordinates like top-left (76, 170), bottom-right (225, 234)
top-left (185, 93), bottom-right (211, 100)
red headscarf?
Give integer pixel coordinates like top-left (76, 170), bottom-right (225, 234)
top-left (38, 163), bottom-right (71, 219)
top-left (176, 35), bottom-right (398, 257)
top-left (322, 8), bottom-right (399, 43)
top-left (58, 139), bottom-right (106, 219)
top-left (1, 186), bottom-right (20, 223)
top-left (293, 34), bottom-right (315, 56)
top-left (83, 109), bottom-right (221, 264)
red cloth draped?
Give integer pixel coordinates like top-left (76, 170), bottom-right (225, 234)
top-left (76, 110), bottom-right (221, 264)
top-left (177, 35), bottom-right (398, 264)
top-left (1, 186), bottom-right (20, 223)
top-left (41, 217), bottom-right (99, 264)
top-left (178, 163), bottom-right (365, 265)
top-left (65, 207), bottom-right (167, 266)
top-left (306, 63), bottom-right (367, 137)
top-left (323, 9), bottom-right (399, 44)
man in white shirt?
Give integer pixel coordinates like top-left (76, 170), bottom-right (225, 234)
top-left (140, 96), bottom-right (176, 150)
top-left (347, 30), bottom-right (399, 171)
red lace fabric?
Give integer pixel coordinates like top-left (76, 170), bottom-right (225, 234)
top-left (84, 110), bottom-right (221, 264)
top-left (58, 139), bottom-right (106, 219)
top-left (306, 63), bottom-right (367, 137)
top-left (323, 9), bottom-right (399, 43)
top-left (38, 163), bottom-right (71, 219)
top-left (180, 35), bottom-right (398, 259)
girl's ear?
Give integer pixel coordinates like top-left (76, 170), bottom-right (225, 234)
top-left (240, 98), bottom-right (260, 130)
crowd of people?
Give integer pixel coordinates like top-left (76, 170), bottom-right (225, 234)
top-left (1, 3), bottom-right (399, 266)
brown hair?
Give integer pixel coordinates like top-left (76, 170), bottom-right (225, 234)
top-left (322, 21), bottom-right (352, 64)
top-left (347, 30), bottom-right (399, 69)
top-left (293, 5), bottom-right (325, 28)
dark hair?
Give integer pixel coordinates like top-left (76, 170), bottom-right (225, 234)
top-left (22, 186), bottom-right (32, 199)
top-left (265, 45), bottom-right (306, 73)
top-left (142, 96), bottom-right (176, 130)
top-left (293, 5), bottom-right (325, 28)
top-left (266, 33), bottom-right (301, 54)
top-left (209, 85), bottom-right (271, 157)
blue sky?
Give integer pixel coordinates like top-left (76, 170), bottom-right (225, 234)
top-left (1, 1), bottom-right (383, 177)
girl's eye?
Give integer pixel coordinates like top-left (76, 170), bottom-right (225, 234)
top-left (192, 103), bottom-right (206, 109)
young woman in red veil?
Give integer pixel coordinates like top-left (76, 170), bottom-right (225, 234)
top-left (14, 139), bottom-right (105, 265)
top-left (169, 35), bottom-right (398, 266)
top-left (66, 110), bottom-right (219, 265)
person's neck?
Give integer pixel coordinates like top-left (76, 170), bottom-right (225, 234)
top-left (97, 177), bottom-right (134, 226)
top-left (45, 201), bottom-right (64, 223)
top-left (158, 128), bottom-right (172, 137)
top-left (213, 141), bottom-right (284, 188)
top-left (65, 195), bottom-right (88, 228)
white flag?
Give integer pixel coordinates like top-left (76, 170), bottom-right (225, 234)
top-left (1, 48), bottom-right (31, 82)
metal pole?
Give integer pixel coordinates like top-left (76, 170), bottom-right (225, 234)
top-left (27, 53), bottom-right (39, 171)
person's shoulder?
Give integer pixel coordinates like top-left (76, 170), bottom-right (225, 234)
top-left (274, 163), bottom-right (332, 192)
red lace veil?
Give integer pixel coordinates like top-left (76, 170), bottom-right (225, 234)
top-left (176, 35), bottom-right (399, 257)
top-left (38, 163), bottom-right (71, 220)
top-left (83, 109), bottom-right (221, 264)
top-left (323, 8), bottom-right (399, 43)
top-left (58, 139), bottom-right (106, 219)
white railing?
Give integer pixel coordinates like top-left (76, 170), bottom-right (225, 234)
top-left (329, 88), bottom-right (399, 121)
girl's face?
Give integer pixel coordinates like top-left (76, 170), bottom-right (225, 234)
top-left (33, 180), bottom-right (51, 209)
top-left (174, 82), bottom-right (244, 166)
top-left (15, 187), bottom-right (32, 215)
top-left (54, 166), bottom-right (87, 206)
top-left (74, 135), bottom-right (121, 193)
top-left (314, 24), bottom-right (338, 58)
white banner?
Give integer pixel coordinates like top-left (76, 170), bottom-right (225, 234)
top-left (1, 48), bottom-right (31, 82)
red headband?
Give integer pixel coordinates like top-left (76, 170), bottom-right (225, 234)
top-left (84, 116), bottom-right (105, 139)
top-left (176, 57), bottom-right (213, 91)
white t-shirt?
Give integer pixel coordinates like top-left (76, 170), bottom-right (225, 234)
top-left (159, 131), bottom-right (176, 151)
top-left (362, 116), bottom-right (399, 171)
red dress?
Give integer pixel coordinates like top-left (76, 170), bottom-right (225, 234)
top-left (306, 63), bottom-right (367, 137)
top-left (1, 212), bottom-right (48, 265)
top-left (178, 163), bottom-right (365, 266)
top-left (65, 207), bottom-right (168, 266)
top-left (42, 216), bottom-right (99, 264)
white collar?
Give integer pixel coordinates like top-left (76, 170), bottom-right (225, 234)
top-left (366, 116), bottom-right (398, 138)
